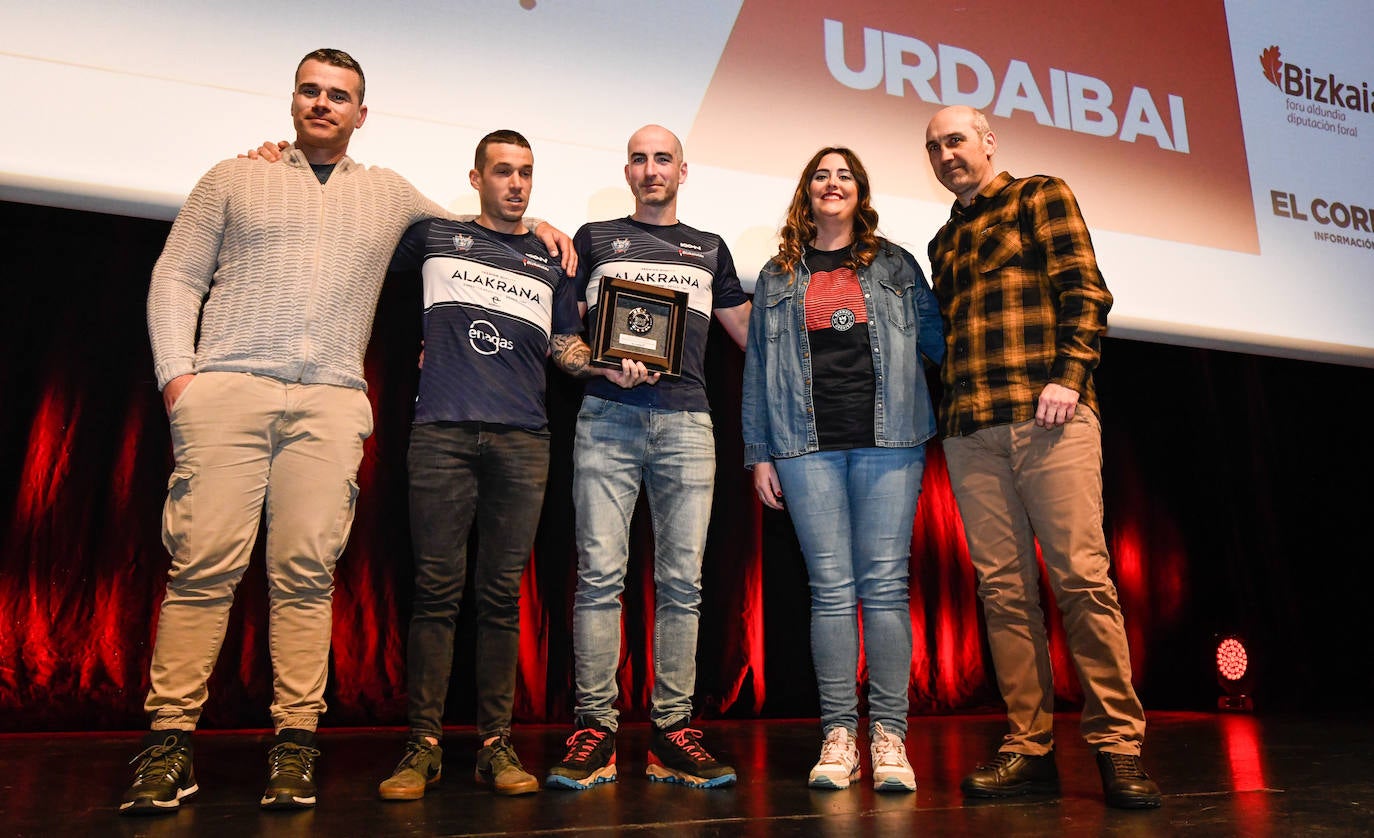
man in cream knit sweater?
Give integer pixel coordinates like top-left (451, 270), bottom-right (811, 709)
top-left (122, 48), bottom-right (569, 816)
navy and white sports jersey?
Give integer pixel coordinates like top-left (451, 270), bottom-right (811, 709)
top-left (392, 219), bottom-right (582, 430)
top-left (573, 217), bottom-right (747, 412)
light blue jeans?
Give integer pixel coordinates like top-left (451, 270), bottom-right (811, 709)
top-left (571, 396), bottom-right (716, 731)
top-left (773, 446), bottom-right (926, 736)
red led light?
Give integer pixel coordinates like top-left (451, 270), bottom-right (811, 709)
top-left (1216, 637), bottom-right (1249, 682)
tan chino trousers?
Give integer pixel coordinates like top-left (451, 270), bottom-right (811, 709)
top-left (942, 408), bottom-right (1146, 756)
top-left (146, 371), bottom-right (372, 733)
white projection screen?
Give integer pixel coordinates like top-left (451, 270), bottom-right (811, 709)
top-left (2, 0), bottom-right (1371, 366)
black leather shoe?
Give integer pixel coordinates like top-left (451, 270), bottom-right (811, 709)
top-left (961, 750), bottom-right (1059, 798)
top-left (1096, 751), bottom-right (1162, 809)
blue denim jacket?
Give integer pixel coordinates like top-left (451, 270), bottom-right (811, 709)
top-left (741, 241), bottom-right (944, 466)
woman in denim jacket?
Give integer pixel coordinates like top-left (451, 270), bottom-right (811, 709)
top-left (741, 147), bottom-right (943, 792)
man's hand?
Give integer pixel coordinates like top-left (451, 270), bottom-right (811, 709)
top-left (162, 373), bottom-right (195, 416)
top-left (533, 222), bottom-right (578, 275)
top-left (752, 461), bottom-right (784, 510)
top-left (601, 358), bottom-right (659, 389)
top-left (1035, 382), bottom-right (1080, 428)
top-left (238, 140), bottom-right (290, 161)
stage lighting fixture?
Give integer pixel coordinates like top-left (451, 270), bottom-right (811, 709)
top-left (1215, 633), bottom-right (1254, 711)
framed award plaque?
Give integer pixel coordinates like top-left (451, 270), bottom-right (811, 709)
top-left (590, 277), bottom-right (688, 379)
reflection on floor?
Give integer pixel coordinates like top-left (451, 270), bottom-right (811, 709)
top-left (8, 711), bottom-right (1368, 837)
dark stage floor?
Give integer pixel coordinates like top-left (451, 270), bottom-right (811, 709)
top-left (3, 711), bottom-right (1368, 837)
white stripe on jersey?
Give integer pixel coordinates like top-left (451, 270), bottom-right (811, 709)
top-left (587, 260), bottom-right (715, 319)
top-left (421, 256), bottom-right (554, 337)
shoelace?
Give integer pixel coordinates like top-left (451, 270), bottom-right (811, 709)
top-left (562, 729), bottom-right (607, 765)
top-left (487, 740), bottom-right (522, 770)
top-left (1102, 752), bottom-right (1147, 779)
top-left (817, 729), bottom-right (855, 766)
top-left (976, 751), bottom-right (1022, 772)
top-left (870, 727), bottom-right (909, 768)
top-left (268, 742), bottom-right (320, 778)
top-left (395, 739), bottom-right (433, 772)
top-left (129, 742), bottom-right (188, 784)
top-left (663, 727), bottom-right (712, 764)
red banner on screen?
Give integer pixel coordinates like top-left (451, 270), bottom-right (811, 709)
top-left (688, 1), bottom-right (1258, 253)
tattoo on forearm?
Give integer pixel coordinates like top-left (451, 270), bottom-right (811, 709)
top-left (551, 333), bottom-right (594, 377)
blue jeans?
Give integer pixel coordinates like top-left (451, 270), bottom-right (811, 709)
top-left (571, 396), bottom-right (716, 731)
top-left (404, 421), bottom-right (550, 741)
top-left (773, 446), bottom-right (926, 736)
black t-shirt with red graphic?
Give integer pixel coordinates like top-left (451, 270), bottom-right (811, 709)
top-left (804, 245), bottom-right (875, 449)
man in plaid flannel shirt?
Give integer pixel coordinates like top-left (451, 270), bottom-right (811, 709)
top-left (924, 105), bottom-right (1161, 810)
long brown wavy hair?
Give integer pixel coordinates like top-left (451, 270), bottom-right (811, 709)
top-left (773, 147), bottom-right (880, 277)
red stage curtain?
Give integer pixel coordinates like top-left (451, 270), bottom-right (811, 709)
top-left (12, 199), bottom-right (1364, 732)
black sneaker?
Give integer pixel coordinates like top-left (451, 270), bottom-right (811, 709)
top-left (646, 720), bottom-right (736, 788)
top-left (378, 738), bottom-right (442, 801)
top-left (260, 728), bottom-right (320, 810)
top-left (119, 730), bottom-right (198, 815)
top-left (545, 722), bottom-right (617, 790)
top-left (475, 736), bottom-right (539, 796)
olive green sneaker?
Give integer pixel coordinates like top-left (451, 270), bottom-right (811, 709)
top-left (475, 736), bottom-right (539, 796)
top-left (378, 738), bottom-right (443, 801)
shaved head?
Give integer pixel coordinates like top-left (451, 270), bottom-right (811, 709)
top-left (624, 123), bottom-right (688, 221)
top-left (626, 124), bottom-right (683, 162)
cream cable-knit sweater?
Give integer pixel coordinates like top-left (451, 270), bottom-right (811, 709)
top-left (147, 147), bottom-right (449, 392)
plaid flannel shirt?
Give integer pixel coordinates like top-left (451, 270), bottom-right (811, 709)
top-left (927, 172), bottom-right (1113, 438)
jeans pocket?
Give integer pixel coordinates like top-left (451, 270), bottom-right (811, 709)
top-left (683, 410), bottom-right (715, 431)
top-left (578, 395), bottom-right (615, 421)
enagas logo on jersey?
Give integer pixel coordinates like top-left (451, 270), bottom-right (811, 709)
top-left (612, 238), bottom-right (631, 254)
top-left (468, 319), bottom-right (514, 355)
top-left (452, 234), bottom-right (474, 252)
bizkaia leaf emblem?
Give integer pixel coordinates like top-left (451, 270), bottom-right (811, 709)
top-left (1260, 45), bottom-right (1283, 87)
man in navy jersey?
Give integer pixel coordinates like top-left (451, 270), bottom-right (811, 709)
top-left (545, 124), bottom-right (751, 791)
top-left (376, 130), bottom-right (648, 801)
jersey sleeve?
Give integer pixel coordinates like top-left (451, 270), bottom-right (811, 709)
top-left (551, 266), bottom-right (583, 336)
top-left (710, 237), bottom-right (749, 310)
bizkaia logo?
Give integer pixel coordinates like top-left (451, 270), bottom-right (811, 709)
top-left (822, 19), bottom-right (1190, 153)
top-left (686, 0), bottom-right (1258, 254)
top-left (1260, 45), bottom-right (1373, 116)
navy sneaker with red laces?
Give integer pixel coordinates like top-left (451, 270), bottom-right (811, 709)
top-left (646, 720), bottom-right (736, 788)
